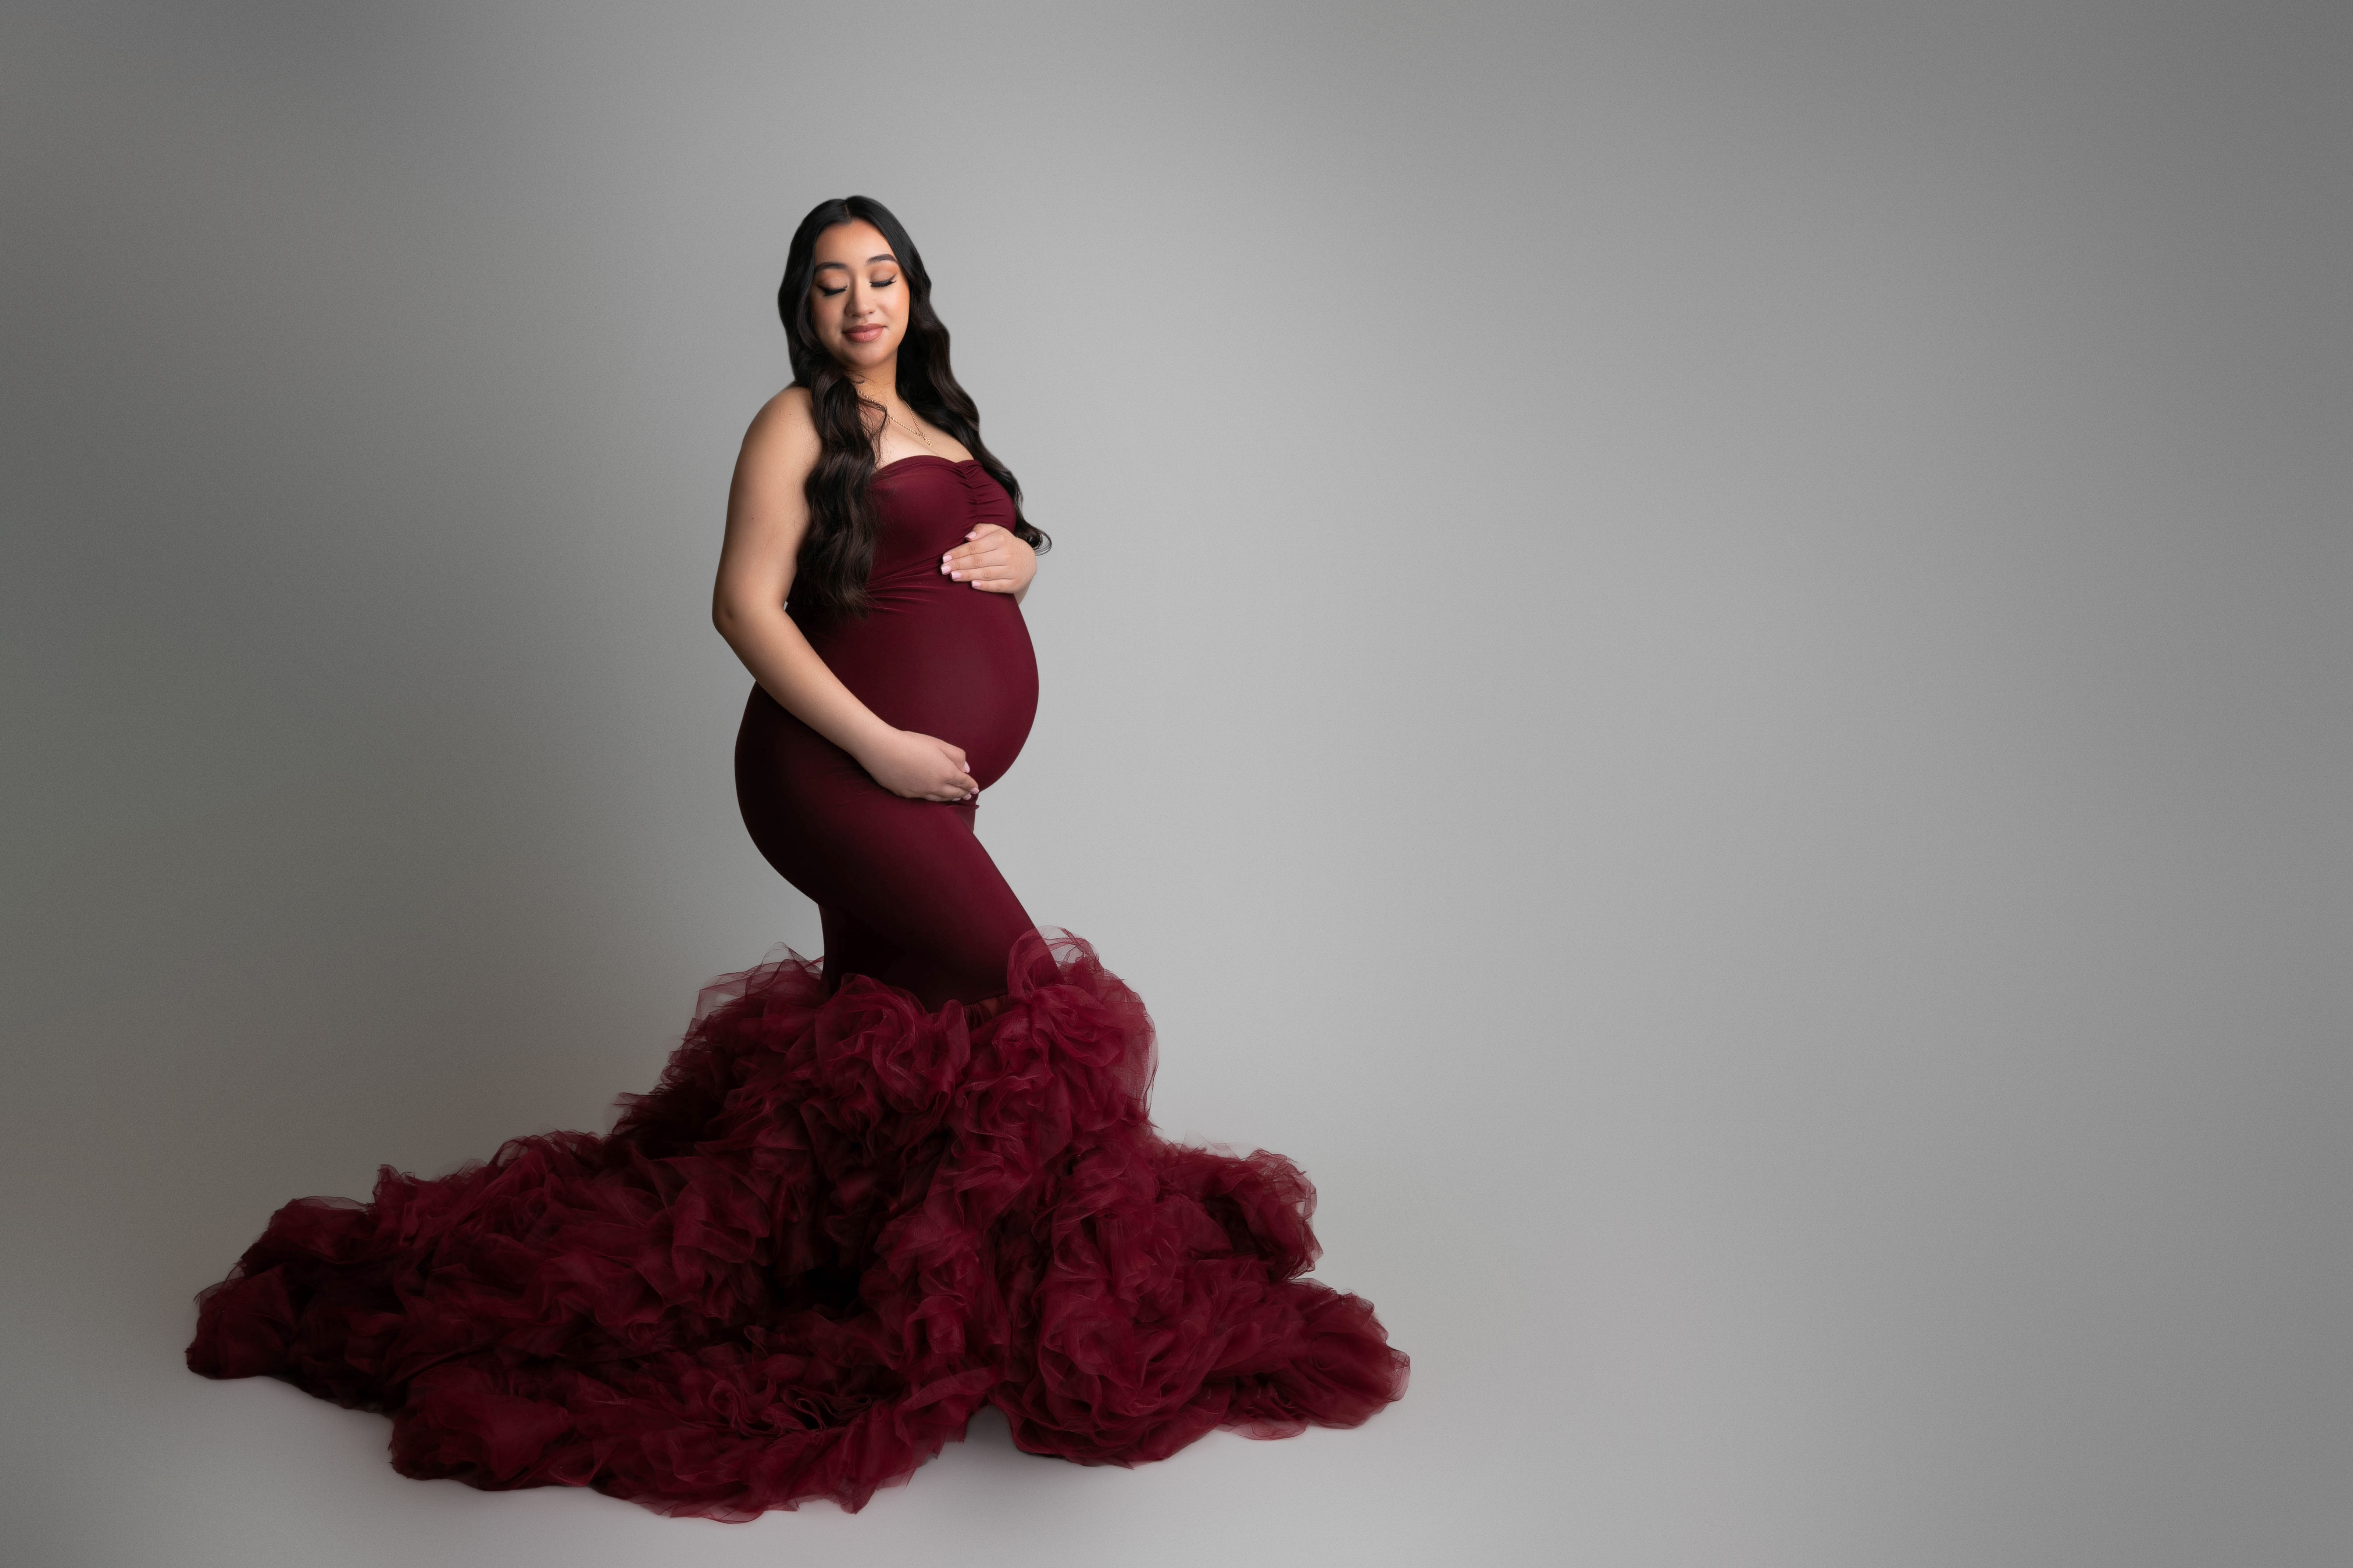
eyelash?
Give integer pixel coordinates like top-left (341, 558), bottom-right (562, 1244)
top-left (816, 279), bottom-right (897, 298)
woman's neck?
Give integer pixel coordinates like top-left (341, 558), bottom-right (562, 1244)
top-left (847, 359), bottom-right (901, 408)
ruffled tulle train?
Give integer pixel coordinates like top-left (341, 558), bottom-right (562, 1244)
top-left (186, 930), bottom-right (1407, 1519)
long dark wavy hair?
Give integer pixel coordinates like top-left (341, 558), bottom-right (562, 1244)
top-left (776, 195), bottom-right (1047, 616)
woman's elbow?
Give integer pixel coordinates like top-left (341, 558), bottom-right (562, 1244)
top-left (712, 589), bottom-right (785, 644)
top-left (712, 594), bottom-right (762, 652)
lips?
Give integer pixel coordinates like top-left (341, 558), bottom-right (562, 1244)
top-left (846, 325), bottom-right (885, 343)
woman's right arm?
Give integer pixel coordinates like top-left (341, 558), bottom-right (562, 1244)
top-left (712, 388), bottom-right (978, 802)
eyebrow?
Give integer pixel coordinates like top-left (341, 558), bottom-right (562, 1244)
top-left (812, 254), bottom-right (900, 272)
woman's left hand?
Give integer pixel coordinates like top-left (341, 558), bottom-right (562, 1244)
top-left (940, 523), bottom-right (1036, 596)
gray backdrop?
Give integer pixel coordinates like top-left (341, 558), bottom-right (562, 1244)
top-left (2, 3), bottom-right (2345, 1565)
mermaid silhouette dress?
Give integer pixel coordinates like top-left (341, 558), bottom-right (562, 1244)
top-left (186, 455), bottom-right (1408, 1519)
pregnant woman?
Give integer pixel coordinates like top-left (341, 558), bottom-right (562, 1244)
top-left (186, 196), bottom-right (1408, 1519)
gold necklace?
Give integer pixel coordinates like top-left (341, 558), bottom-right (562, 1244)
top-left (887, 407), bottom-right (940, 455)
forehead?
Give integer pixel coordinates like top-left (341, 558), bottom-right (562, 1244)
top-left (812, 219), bottom-right (896, 269)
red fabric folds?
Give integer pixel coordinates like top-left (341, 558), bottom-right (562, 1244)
top-left (187, 930), bottom-right (1408, 1519)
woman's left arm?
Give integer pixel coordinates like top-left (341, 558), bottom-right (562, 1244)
top-left (939, 525), bottom-right (1038, 604)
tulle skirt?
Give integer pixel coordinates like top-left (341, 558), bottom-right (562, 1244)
top-left (186, 930), bottom-right (1408, 1519)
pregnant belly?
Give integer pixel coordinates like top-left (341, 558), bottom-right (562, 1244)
top-left (801, 585), bottom-right (1039, 790)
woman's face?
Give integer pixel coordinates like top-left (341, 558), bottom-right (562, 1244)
top-left (807, 219), bottom-right (906, 376)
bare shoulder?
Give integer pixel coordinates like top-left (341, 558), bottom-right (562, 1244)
top-left (742, 385), bottom-right (820, 470)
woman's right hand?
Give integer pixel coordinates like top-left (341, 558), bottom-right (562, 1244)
top-left (857, 728), bottom-right (978, 802)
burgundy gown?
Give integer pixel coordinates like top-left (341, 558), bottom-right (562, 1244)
top-left (187, 454), bottom-right (1408, 1519)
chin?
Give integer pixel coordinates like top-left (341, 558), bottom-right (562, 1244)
top-left (833, 338), bottom-right (896, 368)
